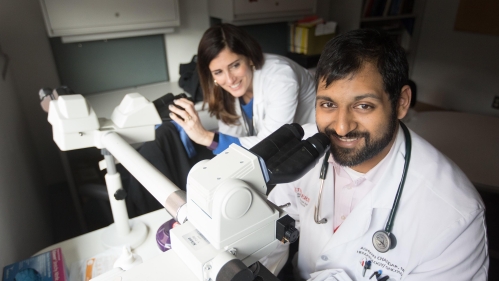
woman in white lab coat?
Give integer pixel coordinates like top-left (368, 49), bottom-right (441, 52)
top-left (126, 24), bottom-right (316, 215)
top-left (169, 23), bottom-right (316, 153)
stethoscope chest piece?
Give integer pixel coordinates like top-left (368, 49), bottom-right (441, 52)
top-left (372, 230), bottom-right (397, 253)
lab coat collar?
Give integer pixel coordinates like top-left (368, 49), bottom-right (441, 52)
top-left (323, 125), bottom-right (407, 251)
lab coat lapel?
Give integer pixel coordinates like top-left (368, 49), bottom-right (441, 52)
top-left (322, 128), bottom-right (407, 252)
top-left (232, 98), bottom-right (246, 137)
top-left (251, 68), bottom-right (263, 135)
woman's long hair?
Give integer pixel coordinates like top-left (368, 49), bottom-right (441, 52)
top-left (197, 24), bottom-right (264, 125)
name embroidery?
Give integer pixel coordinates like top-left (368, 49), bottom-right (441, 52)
top-left (357, 247), bottom-right (405, 278)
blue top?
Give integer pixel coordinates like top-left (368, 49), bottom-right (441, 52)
top-left (213, 98), bottom-right (253, 154)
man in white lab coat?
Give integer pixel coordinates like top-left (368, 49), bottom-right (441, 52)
top-left (261, 29), bottom-right (489, 280)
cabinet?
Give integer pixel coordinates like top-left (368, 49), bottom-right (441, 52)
top-left (39, 0), bottom-right (180, 39)
top-left (329, 0), bottom-right (426, 75)
top-left (208, 0), bottom-right (316, 25)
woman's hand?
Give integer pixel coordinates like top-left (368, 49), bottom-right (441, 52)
top-left (168, 98), bottom-right (214, 146)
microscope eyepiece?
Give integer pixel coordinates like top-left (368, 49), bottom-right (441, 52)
top-left (307, 132), bottom-right (330, 155)
top-left (249, 123), bottom-right (304, 163)
top-left (249, 123), bottom-right (330, 188)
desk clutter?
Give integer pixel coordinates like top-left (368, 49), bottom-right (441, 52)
top-left (1, 246), bottom-right (123, 281)
top-left (2, 248), bottom-right (68, 281)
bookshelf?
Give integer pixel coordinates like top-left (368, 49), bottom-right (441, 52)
top-left (329, 0), bottom-right (427, 75)
top-left (361, 0), bottom-right (415, 19)
top-left (361, 0), bottom-right (417, 52)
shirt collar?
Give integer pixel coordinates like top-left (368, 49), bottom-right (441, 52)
top-left (328, 125), bottom-right (407, 205)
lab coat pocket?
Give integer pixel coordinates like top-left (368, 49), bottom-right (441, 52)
top-left (308, 269), bottom-right (353, 281)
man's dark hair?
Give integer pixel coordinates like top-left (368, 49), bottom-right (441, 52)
top-left (315, 28), bottom-right (409, 109)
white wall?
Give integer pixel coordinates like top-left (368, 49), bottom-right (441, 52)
top-left (165, 0), bottom-right (210, 82)
top-left (0, 0), bottom-right (63, 268)
top-left (0, 55), bottom-right (52, 269)
top-left (411, 0), bottom-right (499, 117)
top-left (0, 0), bottom-right (65, 187)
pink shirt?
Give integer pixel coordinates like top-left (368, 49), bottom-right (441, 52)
top-left (330, 144), bottom-right (396, 232)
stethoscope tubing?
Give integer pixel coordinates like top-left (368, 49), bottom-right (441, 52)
top-left (314, 122), bottom-right (412, 238)
top-left (385, 122), bottom-right (411, 233)
top-left (314, 152), bottom-right (330, 224)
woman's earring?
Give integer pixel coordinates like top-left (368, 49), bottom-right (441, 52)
top-left (214, 80), bottom-right (218, 86)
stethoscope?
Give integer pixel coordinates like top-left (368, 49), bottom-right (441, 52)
top-left (314, 122), bottom-right (412, 253)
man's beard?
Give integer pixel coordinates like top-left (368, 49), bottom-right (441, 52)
top-left (324, 115), bottom-right (398, 167)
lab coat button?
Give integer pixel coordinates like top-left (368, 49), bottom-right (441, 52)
top-left (321, 255), bottom-right (328, 261)
top-left (341, 215), bottom-right (346, 220)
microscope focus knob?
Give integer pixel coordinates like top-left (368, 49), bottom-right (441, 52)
top-left (284, 225), bottom-right (299, 243)
top-left (114, 188), bottom-right (127, 200)
top-left (276, 215), bottom-right (300, 244)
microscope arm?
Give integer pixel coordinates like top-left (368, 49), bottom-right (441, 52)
top-left (47, 93), bottom-right (187, 224)
top-left (100, 131), bottom-right (187, 223)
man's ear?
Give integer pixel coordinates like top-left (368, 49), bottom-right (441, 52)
top-left (397, 85), bottom-right (412, 120)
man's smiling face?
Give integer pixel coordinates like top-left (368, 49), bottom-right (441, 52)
top-left (315, 62), bottom-right (398, 173)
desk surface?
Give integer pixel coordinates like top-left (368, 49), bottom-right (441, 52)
top-left (36, 209), bottom-right (171, 266)
top-left (406, 111), bottom-right (499, 191)
top-left (36, 210), bottom-right (201, 280)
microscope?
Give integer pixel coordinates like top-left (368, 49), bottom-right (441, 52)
top-left (47, 93), bottom-right (328, 281)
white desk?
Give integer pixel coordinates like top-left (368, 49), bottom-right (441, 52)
top-left (35, 209), bottom-right (199, 280)
top-left (35, 209), bottom-right (171, 266)
top-left (405, 111), bottom-right (499, 192)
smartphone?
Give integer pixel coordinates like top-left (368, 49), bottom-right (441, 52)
top-left (153, 93), bottom-right (189, 121)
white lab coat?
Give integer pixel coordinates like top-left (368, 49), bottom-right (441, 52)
top-left (217, 54), bottom-right (316, 149)
top-left (262, 123), bottom-right (489, 281)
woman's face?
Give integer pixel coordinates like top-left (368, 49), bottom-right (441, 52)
top-left (209, 47), bottom-right (254, 100)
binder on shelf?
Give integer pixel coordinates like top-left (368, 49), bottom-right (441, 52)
top-left (363, 0), bottom-right (375, 17)
top-left (376, 0), bottom-right (389, 17)
top-left (289, 17), bottom-right (336, 55)
top-left (383, 0), bottom-right (393, 16)
top-left (389, 0), bottom-right (405, 16)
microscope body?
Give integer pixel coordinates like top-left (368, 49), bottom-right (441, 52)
top-left (171, 144), bottom-right (288, 280)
